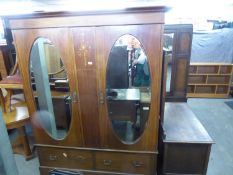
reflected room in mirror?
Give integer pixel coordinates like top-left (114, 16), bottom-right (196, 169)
top-left (106, 34), bottom-right (151, 144)
top-left (29, 38), bottom-right (71, 140)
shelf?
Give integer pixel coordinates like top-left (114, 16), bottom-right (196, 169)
top-left (207, 75), bottom-right (230, 84)
top-left (189, 66), bottom-right (197, 74)
top-left (197, 65), bottom-right (219, 74)
top-left (187, 93), bottom-right (229, 98)
top-left (216, 85), bottom-right (229, 94)
top-left (188, 63), bottom-right (233, 98)
top-left (187, 85), bottom-right (195, 93)
top-left (188, 75), bottom-right (206, 84)
top-left (195, 85), bottom-right (216, 94)
top-left (220, 65), bottom-right (233, 74)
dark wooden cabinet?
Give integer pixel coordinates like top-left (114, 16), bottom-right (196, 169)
top-left (6, 5), bottom-right (166, 174)
top-left (158, 102), bottom-right (213, 175)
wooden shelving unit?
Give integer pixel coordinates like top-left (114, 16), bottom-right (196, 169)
top-left (187, 63), bottom-right (233, 98)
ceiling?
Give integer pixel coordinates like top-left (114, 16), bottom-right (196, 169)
top-left (0, 0), bottom-right (166, 16)
top-left (0, 0), bottom-right (232, 21)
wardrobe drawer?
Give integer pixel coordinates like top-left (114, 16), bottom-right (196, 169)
top-left (37, 147), bottom-right (93, 170)
top-left (95, 152), bottom-right (156, 174)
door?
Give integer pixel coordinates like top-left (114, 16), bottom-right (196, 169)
top-left (97, 24), bottom-right (163, 151)
top-left (12, 28), bottom-right (83, 146)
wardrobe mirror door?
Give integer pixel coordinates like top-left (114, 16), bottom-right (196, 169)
top-left (164, 33), bottom-right (174, 93)
top-left (29, 38), bottom-right (71, 140)
top-left (106, 34), bottom-right (151, 144)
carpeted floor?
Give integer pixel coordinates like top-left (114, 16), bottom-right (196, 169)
top-left (188, 98), bottom-right (233, 175)
top-left (225, 100), bottom-right (233, 110)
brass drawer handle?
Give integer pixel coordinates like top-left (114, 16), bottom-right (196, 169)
top-left (49, 155), bottom-right (57, 161)
top-left (68, 155), bottom-right (86, 162)
top-left (103, 159), bottom-right (112, 166)
top-left (132, 160), bottom-right (143, 167)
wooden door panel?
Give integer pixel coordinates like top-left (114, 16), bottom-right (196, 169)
top-left (12, 28), bottom-right (83, 146)
top-left (72, 27), bottom-right (96, 69)
top-left (96, 24), bottom-right (163, 151)
top-left (72, 27), bottom-right (101, 147)
top-left (76, 69), bottom-right (101, 148)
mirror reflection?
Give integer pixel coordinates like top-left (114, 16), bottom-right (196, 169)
top-left (106, 35), bottom-right (151, 144)
top-left (163, 33), bottom-right (174, 93)
top-left (30, 38), bottom-right (71, 140)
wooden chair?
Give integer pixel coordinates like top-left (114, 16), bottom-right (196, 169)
top-left (0, 60), bottom-right (33, 160)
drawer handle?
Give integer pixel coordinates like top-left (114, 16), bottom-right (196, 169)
top-left (49, 155), bottom-right (57, 161)
top-left (132, 160), bottom-right (143, 167)
top-left (103, 159), bottom-right (112, 166)
top-left (74, 155), bottom-right (86, 162)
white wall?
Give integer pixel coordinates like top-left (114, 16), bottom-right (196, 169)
top-left (165, 0), bottom-right (233, 30)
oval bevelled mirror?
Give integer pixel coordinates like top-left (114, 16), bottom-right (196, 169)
top-left (106, 34), bottom-right (151, 144)
top-left (29, 38), bottom-right (71, 140)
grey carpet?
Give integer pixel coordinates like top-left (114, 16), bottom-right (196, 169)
top-left (188, 98), bottom-right (233, 175)
top-left (225, 100), bottom-right (233, 110)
